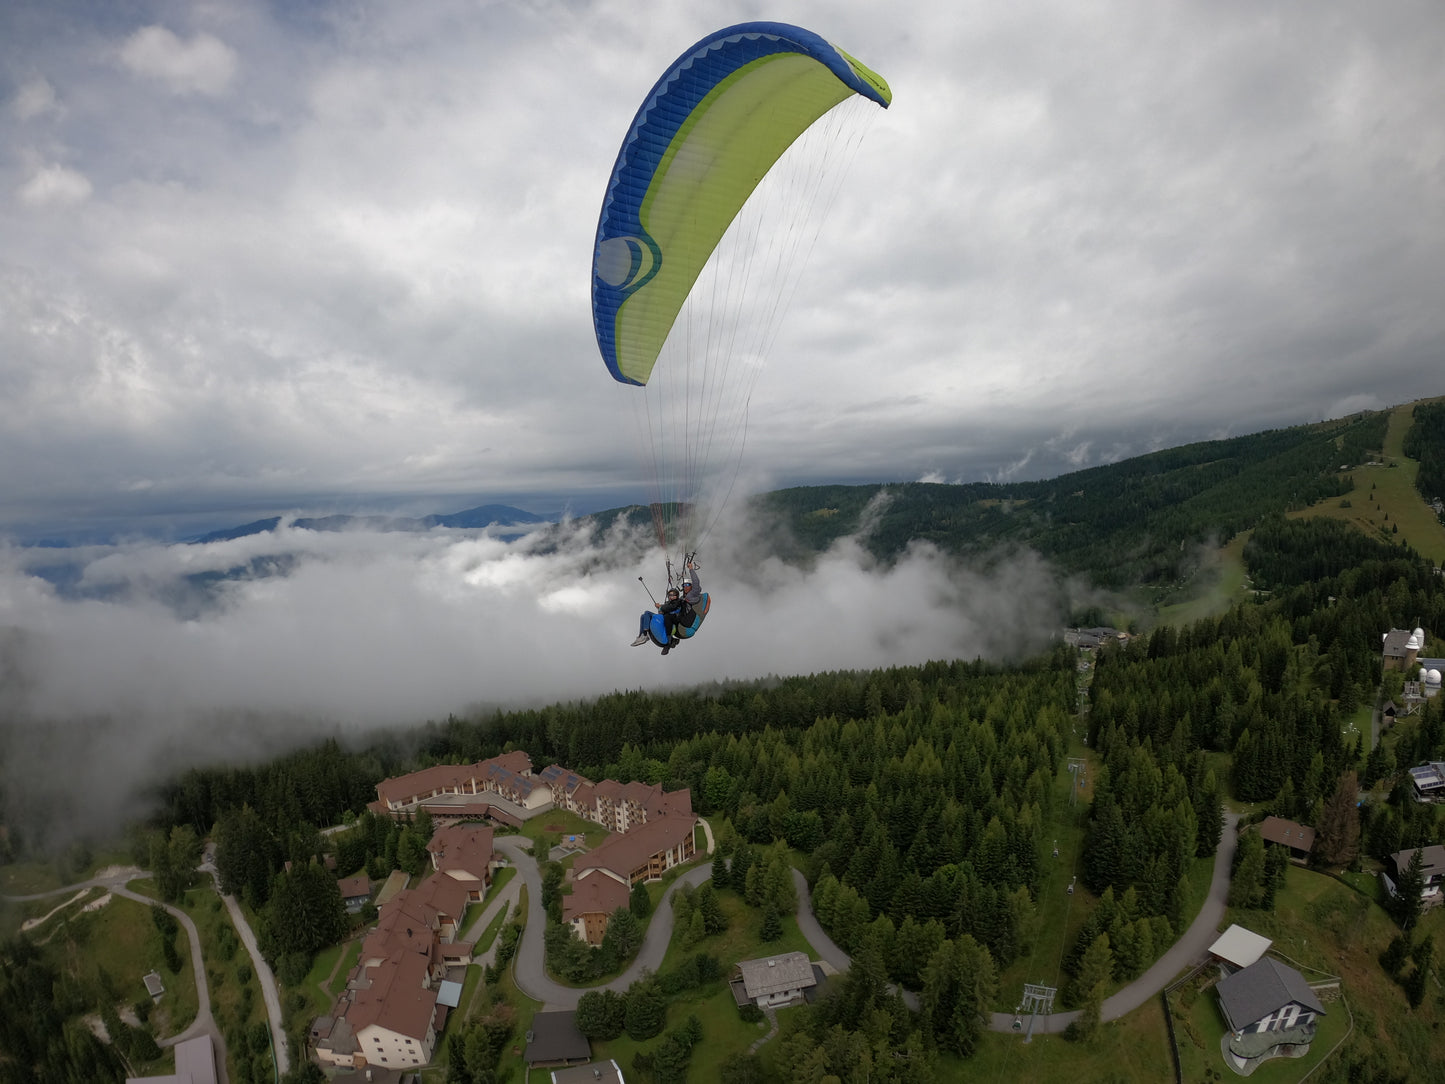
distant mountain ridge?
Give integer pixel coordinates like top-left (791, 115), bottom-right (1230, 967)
top-left (189, 504), bottom-right (552, 544)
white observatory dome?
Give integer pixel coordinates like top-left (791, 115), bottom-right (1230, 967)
top-left (1428, 669), bottom-right (1443, 687)
top-left (1407, 632), bottom-right (1421, 650)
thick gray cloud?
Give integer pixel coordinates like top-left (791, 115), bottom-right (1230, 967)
top-left (0, 0), bottom-right (1440, 537)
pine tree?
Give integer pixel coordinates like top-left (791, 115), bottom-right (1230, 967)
top-left (1228, 829), bottom-right (1266, 909)
top-left (760, 902), bottom-right (783, 942)
top-left (630, 880), bottom-right (653, 919)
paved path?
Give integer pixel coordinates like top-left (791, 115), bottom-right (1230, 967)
top-left (986, 809), bottom-right (1241, 1034)
top-left (462, 870), bottom-right (522, 948)
top-left (4, 866), bottom-right (232, 1084)
top-left (495, 834), bottom-right (715, 1008)
top-left (201, 860), bottom-right (290, 1075)
top-left (398, 803), bottom-right (1244, 1032)
top-left (491, 804), bottom-right (1240, 1031)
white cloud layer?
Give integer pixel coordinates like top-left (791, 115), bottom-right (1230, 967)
top-left (17, 162), bottom-right (91, 207)
top-left (0, 514), bottom-right (1068, 841)
top-left (118, 26), bottom-right (238, 97)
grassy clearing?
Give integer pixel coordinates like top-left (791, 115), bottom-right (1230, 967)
top-left (1156, 532), bottom-right (1253, 628)
top-left (999, 746), bottom-right (1096, 1003)
top-left (129, 875), bottom-right (273, 1083)
top-left (1291, 402), bottom-right (1445, 566)
top-left (518, 809), bottom-right (612, 854)
top-left (968, 996), bottom-right (1173, 1081)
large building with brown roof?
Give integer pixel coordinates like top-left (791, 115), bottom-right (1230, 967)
top-left (426, 823), bottom-right (496, 901)
top-left (373, 750), bottom-right (544, 816)
top-left (372, 753), bottom-right (693, 841)
top-left (317, 870), bottom-right (475, 1072)
top-left (572, 814), bottom-right (696, 888)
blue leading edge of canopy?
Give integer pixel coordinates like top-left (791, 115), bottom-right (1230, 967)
top-left (592, 22), bottom-right (890, 385)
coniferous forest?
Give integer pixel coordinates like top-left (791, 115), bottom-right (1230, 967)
top-left (5, 400), bottom-right (1445, 1083)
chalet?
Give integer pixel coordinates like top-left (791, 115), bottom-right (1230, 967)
top-left (563, 869), bottom-right (632, 946)
top-left (1257, 816), bottom-right (1315, 861)
top-left (1383, 844), bottom-right (1445, 906)
top-left (572, 815), bottom-right (697, 888)
top-left (372, 750), bottom-right (547, 819)
top-left (553, 776), bottom-right (693, 835)
top-left (538, 764), bottom-right (593, 807)
top-left (370, 756), bottom-right (693, 840)
top-left (1216, 957), bottom-right (1326, 1072)
top-left (731, 952), bottom-right (817, 1009)
top-left (338, 874), bottom-right (372, 914)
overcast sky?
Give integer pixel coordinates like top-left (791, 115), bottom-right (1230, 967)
top-left (2, 1), bottom-right (1443, 837)
top-left (4, 0), bottom-right (1442, 538)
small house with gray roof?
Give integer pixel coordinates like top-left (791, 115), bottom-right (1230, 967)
top-left (1384, 843), bottom-right (1445, 907)
top-left (731, 951), bottom-right (817, 1009)
top-left (1216, 957), bottom-right (1326, 1071)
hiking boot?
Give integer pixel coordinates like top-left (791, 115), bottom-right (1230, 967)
top-left (631, 634), bottom-right (649, 647)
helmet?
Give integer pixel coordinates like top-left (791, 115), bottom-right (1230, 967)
top-left (681, 580), bottom-right (692, 589)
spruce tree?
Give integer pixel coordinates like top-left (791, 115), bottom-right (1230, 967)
top-left (1393, 847), bottom-right (1427, 931)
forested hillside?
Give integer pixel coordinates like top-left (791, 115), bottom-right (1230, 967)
top-left (751, 411), bottom-right (1390, 587)
top-left (1404, 400), bottom-right (1445, 510)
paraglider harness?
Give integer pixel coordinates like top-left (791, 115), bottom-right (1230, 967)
top-left (639, 552), bottom-right (710, 649)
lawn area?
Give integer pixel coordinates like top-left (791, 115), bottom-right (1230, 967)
top-left (299, 935), bottom-right (361, 1013)
top-left (587, 887), bottom-right (809, 1082)
top-left (485, 878), bottom-right (817, 1081)
top-left (518, 809), bottom-right (612, 854)
top-left (128, 875), bottom-right (275, 1083)
top-left (459, 865), bottom-right (516, 934)
top-left (0, 859), bottom-right (69, 898)
top-left (997, 742), bottom-right (1097, 1005)
top-left (5, 882), bottom-right (200, 1078)
top-left (967, 996), bottom-right (1173, 1082)
top-left (1190, 862), bottom-right (1445, 1081)
top-left (1170, 965), bottom-right (1352, 1084)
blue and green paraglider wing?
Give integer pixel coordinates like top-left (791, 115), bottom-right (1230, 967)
top-left (592, 22), bottom-right (891, 387)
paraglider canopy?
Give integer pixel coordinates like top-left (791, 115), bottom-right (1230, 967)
top-left (592, 22), bottom-right (890, 559)
top-left (593, 22), bottom-right (891, 387)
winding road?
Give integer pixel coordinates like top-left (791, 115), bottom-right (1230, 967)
top-left (1, 858), bottom-right (299, 1083)
top-left (498, 809), bottom-right (1242, 1033)
top-left (6, 803), bottom-right (1238, 1072)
